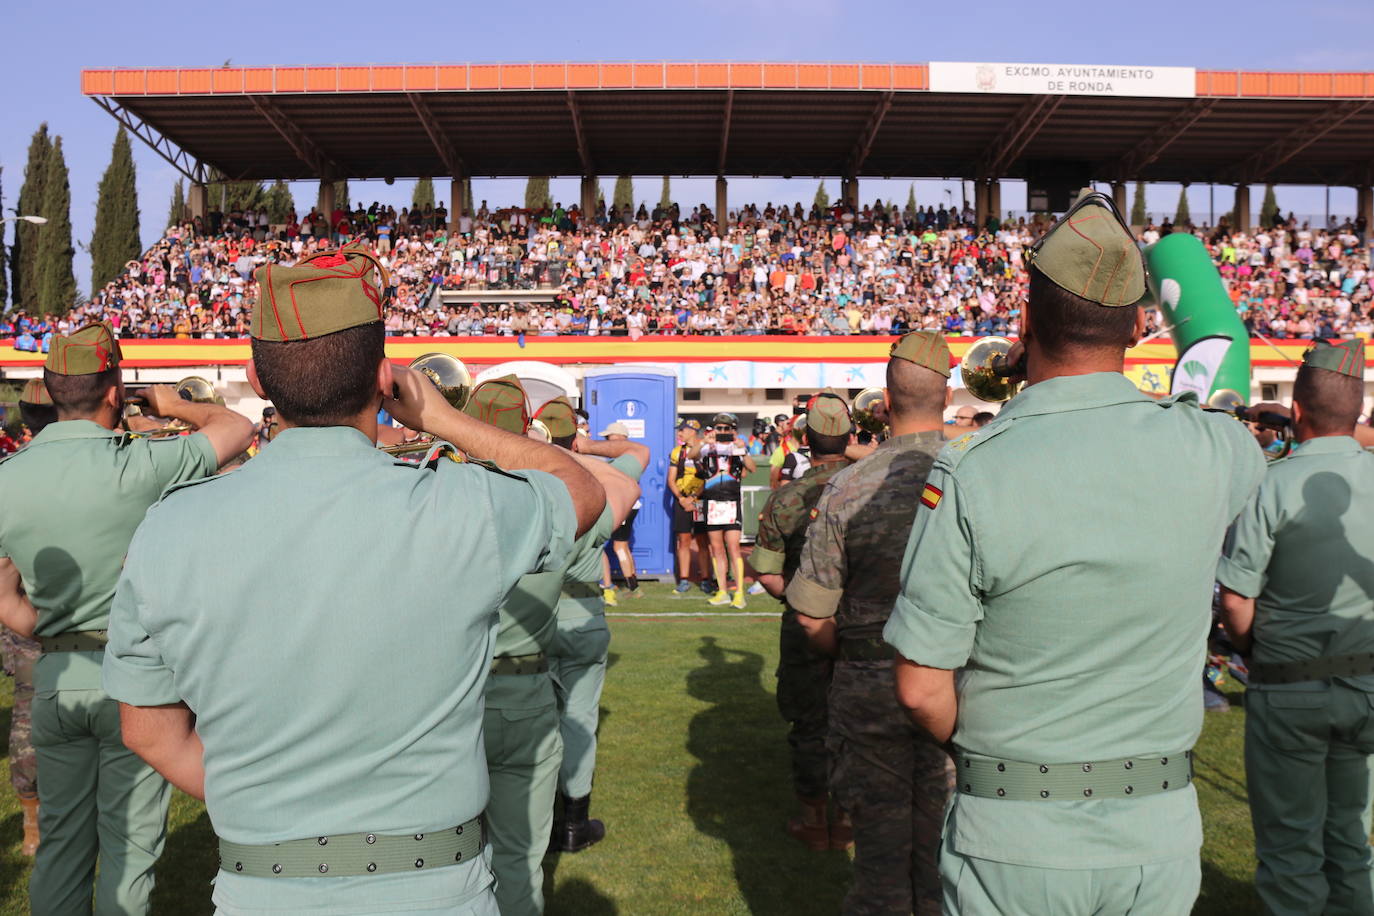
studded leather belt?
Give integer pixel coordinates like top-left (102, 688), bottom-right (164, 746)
top-left (954, 750), bottom-right (1193, 802)
top-left (39, 630), bottom-right (108, 653)
top-left (490, 652), bottom-right (548, 676)
top-left (218, 816), bottom-right (483, 878)
top-left (837, 636), bottom-right (896, 662)
top-left (1250, 652), bottom-right (1374, 685)
top-left (560, 582), bottom-right (602, 600)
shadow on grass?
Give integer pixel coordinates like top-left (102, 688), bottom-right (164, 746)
top-left (1197, 858), bottom-right (1261, 914)
top-left (543, 866), bottom-right (618, 915)
top-left (0, 810), bottom-right (28, 901)
top-left (150, 808), bottom-right (216, 915)
top-left (684, 636), bottom-right (849, 915)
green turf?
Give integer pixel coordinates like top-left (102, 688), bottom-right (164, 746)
top-left (0, 581), bottom-right (1260, 913)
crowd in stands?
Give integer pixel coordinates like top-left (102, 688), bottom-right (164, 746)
top-left (10, 197), bottom-right (1372, 345)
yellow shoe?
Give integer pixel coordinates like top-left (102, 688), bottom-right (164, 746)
top-left (731, 590), bottom-right (747, 609)
top-left (602, 587), bottom-right (618, 607)
top-left (707, 590), bottom-right (731, 606)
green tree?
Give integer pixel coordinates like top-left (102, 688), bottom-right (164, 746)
top-left (264, 181), bottom-right (295, 224)
top-left (167, 179), bottom-right (186, 229)
top-left (205, 176), bottom-right (267, 213)
top-left (658, 176), bottom-right (672, 210)
top-left (596, 180), bottom-right (605, 209)
top-left (524, 177), bottom-right (551, 210)
top-left (905, 183), bottom-right (917, 217)
top-left (412, 177), bottom-right (435, 210)
top-left (37, 137), bottom-right (76, 314)
top-left (90, 127), bottom-right (142, 292)
top-left (0, 168), bottom-right (8, 307)
top-left (813, 180), bottom-right (830, 210)
top-left (1259, 185), bottom-right (1280, 229)
top-left (613, 176), bottom-right (634, 212)
top-left (12, 124), bottom-right (52, 311)
top-left (1130, 182), bottom-right (1147, 226)
top-left (1173, 187), bottom-right (1191, 229)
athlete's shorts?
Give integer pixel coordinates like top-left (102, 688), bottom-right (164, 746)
top-left (672, 502), bottom-right (696, 535)
top-left (611, 507), bottom-right (639, 542)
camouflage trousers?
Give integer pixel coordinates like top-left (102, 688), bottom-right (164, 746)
top-left (1, 628), bottom-right (39, 797)
top-left (776, 610), bottom-right (833, 799)
top-left (828, 660), bottom-right (955, 916)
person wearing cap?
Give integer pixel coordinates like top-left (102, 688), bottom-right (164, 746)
top-left (463, 377), bottom-right (641, 915)
top-left (0, 321), bottom-right (252, 913)
top-left (690, 412), bottom-right (757, 607)
top-left (785, 331), bottom-right (957, 915)
top-left (749, 394), bottom-right (856, 852)
top-left (668, 419), bottom-right (711, 596)
top-left (537, 397), bottom-right (649, 854)
top-left (882, 191), bottom-right (1265, 913)
top-left (2, 377), bottom-right (56, 856)
top-left (99, 248), bottom-right (605, 915)
top-left (1218, 339), bottom-right (1374, 915)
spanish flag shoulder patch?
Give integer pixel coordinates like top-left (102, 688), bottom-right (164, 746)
top-left (920, 484), bottom-right (943, 510)
top-left (809, 507), bottom-right (820, 520)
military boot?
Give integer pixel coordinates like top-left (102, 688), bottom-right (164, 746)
top-left (19, 794), bottom-right (39, 856)
top-left (786, 795), bottom-right (829, 851)
top-left (554, 794), bottom-right (605, 853)
top-left (828, 806), bottom-right (854, 850)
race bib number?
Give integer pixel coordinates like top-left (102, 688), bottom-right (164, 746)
top-left (706, 500), bottom-right (738, 526)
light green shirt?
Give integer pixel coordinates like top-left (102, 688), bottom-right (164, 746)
top-left (103, 426), bottom-right (575, 911)
top-left (885, 373), bottom-right (1264, 868)
top-left (1217, 435), bottom-right (1374, 690)
top-left (557, 454), bottom-right (646, 624)
top-left (0, 420), bottom-right (216, 690)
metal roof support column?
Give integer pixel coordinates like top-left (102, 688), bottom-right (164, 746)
top-left (187, 182), bottom-right (207, 223)
top-left (1111, 181), bottom-right (1128, 217)
top-left (451, 176), bottom-right (465, 230)
top-left (319, 179), bottom-right (336, 224)
top-left (1234, 184), bottom-right (1251, 234)
top-left (974, 180), bottom-right (990, 229)
top-left (715, 177), bottom-right (729, 228)
top-left (989, 180), bottom-right (1002, 227)
top-left (1358, 185), bottom-right (1373, 236)
top-left (581, 175), bottom-right (598, 222)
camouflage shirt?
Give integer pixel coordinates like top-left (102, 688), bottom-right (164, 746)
top-left (787, 430), bottom-right (946, 639)
top-left (750, 459), bottom-right (850, 586)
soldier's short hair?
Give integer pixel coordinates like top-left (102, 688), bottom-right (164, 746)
top-left (886, 357), bottom-right (946, 419)
top-left (1027, 266), bottom-right (1139, 355)
top-left (1293, 363), bottom-right (1362, 435)
top-left (43, 367), bottom-right (119, 418)
top-left (250, 323), bottom-right (386, 426)
top-left (805, 428), bottom-right (848, 457)
top-left (19, 401), bottom-right (57, 435)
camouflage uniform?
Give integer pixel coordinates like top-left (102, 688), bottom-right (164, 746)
top-left (787, 430), bottom-right (956, 916)
top-left (751, 459), bottom-right (849, 801)
top-left (1, 627), bottom-right (39, 797)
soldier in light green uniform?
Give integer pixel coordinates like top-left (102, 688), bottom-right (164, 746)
top-left (0, 322), bottom-right (252, 914)
top-left (464, 378), bottom-right (641, 914)
top-left (100, 247), bottom-right (609, 915)
top-left (882, 191), bottom-right (1266, 914)
top-left (750, 394), bottom-right (855, 851)
top-left (787, 331), bottom-right (956, 916)
top-left (541, 397), bottom-right (649, 854)
top-left (1218, 338), bottom-right (1374, 916)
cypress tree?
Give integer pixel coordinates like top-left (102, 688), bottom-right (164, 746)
top-left (37, 137), bottom-right (76, 314)
top-left (0, 168), bottom-right (7, 307)
top-left (1259, 185), bottom-right (1280, 229)
top-left (207, 176), bottom-right (267, 213)
top-left (905, 183), bottom-right (917, 217)
top-left (813, 180), bottom-right (830, 210)
top-left (658, 177), bottom-right (672, 210)
top-left (413, 177), bottom-right (435, 210)
top-left (333, 180), bottom-right (350, 212)
top-left (612, 176), bottom-right (634, 212)
top-left (90, 127), bottom-right (142, 292)
top-left (596, 180), bottom-right (605, 209)
top-left (524, 177), bottom-right (550, 210)
top-left (264, 180), bottom-right (295, 224)
top-left (1130, 182), bottom-right (1147, 226)
top-left (1173, 187), bottom-right (1191, 229)
top-left (12, 124), bottom-right (52, 311)
top-left (168, 179), bottom-right (186, 229)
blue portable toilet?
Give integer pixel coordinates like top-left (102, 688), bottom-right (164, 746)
top-left (582, 367), bottom-right (676, 577)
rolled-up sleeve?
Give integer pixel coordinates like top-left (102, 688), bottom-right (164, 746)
top-left (883, 466), bottom-right (983, 669)
top-left (749, 491), bottom-right (788, 576)
top-left (787, 483), bottom-right (845, 619)
top-left (1216, 483), bottom-right (1275, 599)
top-left (103, 532), bottom-right (181, 706)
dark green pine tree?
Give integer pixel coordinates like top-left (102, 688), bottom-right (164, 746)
top-left (658, 177), bottom-right (672, 210)
top-left (90, 127), bottom-right (142, 292)
top-left (612, 176), bottom-right (634, 212)
top-left (167, 179), bottom-right (186, 229)
top-left (1173, 187), bottom-right (1191, 229)
top-left (207, 176), bottom-right (267, 213)
top-left (412, 177), bottom-right (435, 210)
top-left (264, 181), bottom-right (295, 224)
top-left (12, 124), bottom-right (53, 311)
top-left (524, 177), bottom-right (550, 210)
top-left (905, 183), bottom-right (917, 217)
top-left (813, 180), bottom-right (830, 210)
top-left (1130, 182), bottom-right (1147, 226)
top-left (1259, 185), bottom-right (1280, 229)
top-left (0, 168), bottom-right (8, 307)
top-left (37, 137), bottom-right (76, 314)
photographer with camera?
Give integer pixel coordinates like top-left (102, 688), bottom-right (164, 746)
top-left (689, 413), bottom-right (757, 607)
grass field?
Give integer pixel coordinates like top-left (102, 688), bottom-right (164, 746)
top-left (0, 582), bottom-right (1260, 914)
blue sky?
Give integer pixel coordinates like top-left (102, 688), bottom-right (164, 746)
top-left (2, 0), bottom-right (1372, 296)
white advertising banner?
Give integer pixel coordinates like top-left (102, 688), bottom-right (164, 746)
top-left (929, 62), bottom-right (1196, 98)
top-left (675, 362), bottom-right (889, 389)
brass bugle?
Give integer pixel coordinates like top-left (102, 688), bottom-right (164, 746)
top-left (851, 387), bottom-right (888, 436)
top-left (124, 376), bottom-right (221, 436)
top-left (379, 353), bottom-right (474, 460)
top-left (958, 336), bottom-right (1024, 403)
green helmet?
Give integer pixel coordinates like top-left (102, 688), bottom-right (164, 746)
top-left (711, 412), bottom-right (738, 429)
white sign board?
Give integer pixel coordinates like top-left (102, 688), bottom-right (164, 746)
top-left (618, 418), bottom-right (646, 440)
top-left (929, 62), bottom-right (1196, 98)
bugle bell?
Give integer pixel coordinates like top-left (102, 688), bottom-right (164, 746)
top-left (124, 375), bottom-right (221, 437)
top-left (959, 336), bottom-right (1023, 403)
top-left (379, 353), bottom-right (474, 461)
top-left (851, 387), bottom-right (888, 437)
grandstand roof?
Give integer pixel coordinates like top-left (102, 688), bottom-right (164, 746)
top-left (82, 62), bottom-right (1374, 187)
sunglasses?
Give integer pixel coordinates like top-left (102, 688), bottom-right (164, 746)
top-left (714, 425), bottom-right (734, 431)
